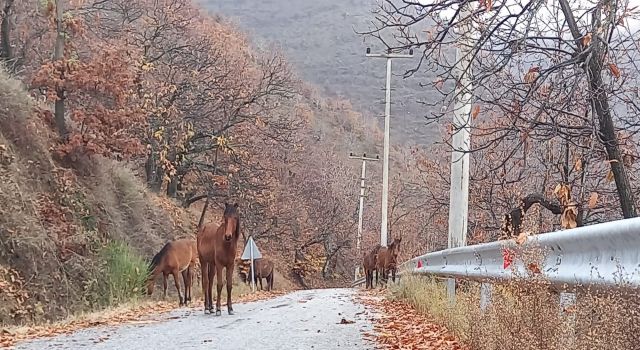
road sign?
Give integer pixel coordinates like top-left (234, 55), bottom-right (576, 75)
top-left (241, 236), bottom-right (262, 292)
top-left (241, 236), bottom-right (262, 260)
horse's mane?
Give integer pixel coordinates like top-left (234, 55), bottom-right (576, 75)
top-left (149, 242), bottom-right (170, 272)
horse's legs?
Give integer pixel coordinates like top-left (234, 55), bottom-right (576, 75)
top-left (171, 269), bottom-right (184, 306)
top-left (226, 266), bottom-right (234, 315)
top-left (201, 263), bottom-right (210, 313)
top-left (258, 275), bottom-right (263, 291)
top-left (181, 269), bottom-right (191, 304)
top-left (207, 263), bottom-right (216, 313)
top-left (187, 266), bottom-right (193, 303)
top-left (374, 268), bottom-right (379, 288)
top-left (391, 268), bottom-right (396, 283)
top-left (162, 272), bottom-right (168, 299)
top-left (215, 265), bottom-right (224, 316)
top-left (270, 273), bottom-right (274, 290)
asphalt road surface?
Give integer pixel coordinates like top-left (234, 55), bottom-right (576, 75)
top-left (14, 289), bottom-right (374, 350)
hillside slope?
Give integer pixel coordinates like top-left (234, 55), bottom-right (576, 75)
top-left (0, 69), bottom-right (200, 323)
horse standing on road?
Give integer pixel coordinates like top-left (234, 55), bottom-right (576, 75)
top-left (238, 258), bottom-right (275, 291)
top-left (362, 245), bottom-right (381, 289)
top-left (146, 238), bottom-right (197, 306)
top-left (197, 202), bottom-right (241, 315)
top-left (251, 258), bottom-right (275, 291)
top-left (375, 237), bottom-right (402, 286)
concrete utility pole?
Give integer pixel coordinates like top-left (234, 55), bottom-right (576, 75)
top-left (348, 152), bottom-right (379, 280)
top-left (446, 6), bottom-right (475, 303)
top-left (365, 48), bottom-right (413, 247)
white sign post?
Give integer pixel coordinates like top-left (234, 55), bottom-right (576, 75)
top-left (241, 236), bottom-right (262, 292)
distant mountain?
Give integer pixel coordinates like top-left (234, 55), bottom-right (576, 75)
top-left (198, 0), bottom-right (441, 145)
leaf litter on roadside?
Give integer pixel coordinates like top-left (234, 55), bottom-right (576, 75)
top-left (0, 290), bottom-right (287, 348)
top-left (356, 290), bottom-right (466, 350)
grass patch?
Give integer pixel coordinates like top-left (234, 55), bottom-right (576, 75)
top-left (89, 241), bottom-right (148, 308)
top-left (391, 275), bottom-right (640, 350)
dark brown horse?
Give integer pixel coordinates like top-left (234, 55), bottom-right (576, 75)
top-left (251, 258), bottom-right (275, 291)
top-left (238, 258), bottom-right (275, 291)
top-left (362, 245), bottom-right (381, 289)
top-left (146, 238), bottom-right (197, 306)
top-left (375, 237), bottom-right (402, 286)
top-left (197, 202), bottom-right (241, 315)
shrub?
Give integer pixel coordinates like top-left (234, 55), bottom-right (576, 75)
top-left (95, 241), bottom-right (148, 307)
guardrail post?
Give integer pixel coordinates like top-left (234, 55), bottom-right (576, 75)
top-left (447, 278), bottom-right (456, 305)
top-left (559, 292), bottom-right (576, 347)
top-left (479, 282), bottom-right (492, 312)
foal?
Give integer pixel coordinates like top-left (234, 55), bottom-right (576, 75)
top-left (147, 238), bottom-right (197, 305)
top-left (198, 202), bottom-right (241, 315)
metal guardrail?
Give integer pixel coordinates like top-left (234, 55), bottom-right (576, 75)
top-left (401, 217), bottom-right (640, 290)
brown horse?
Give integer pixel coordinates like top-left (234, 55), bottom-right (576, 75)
top-left (146, 238), bottom-right (197, 306)
top-left (237, 258), bottom-right (274, 291)
top-left (197, 202), bottom-right (241, 315)
top-left (362, 245), bottom-right (381, 289)
top-left (375, 237), bottom-right (402, 286)
top-left (251, 258), bottom-right (275, 291)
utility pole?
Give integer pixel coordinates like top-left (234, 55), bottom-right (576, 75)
top-left (446, 5), bottom-right (474, 303)
top-left (349, 152), bottom-right (379, 280)
top-left (366, 48), bottom-right (413, 247)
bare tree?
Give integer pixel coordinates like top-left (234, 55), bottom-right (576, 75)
top-left (362, 0), bottom-right (640, 219)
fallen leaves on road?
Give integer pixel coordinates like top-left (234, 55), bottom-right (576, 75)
top-left (0, 301), bottom-right (174, 348)
top-left (0, 290), bottom-right (288, 348)
top-left (356, 290), bottom-right (466, 350)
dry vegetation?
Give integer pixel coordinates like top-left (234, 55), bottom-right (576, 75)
top-left (392, 274), bottom-right (640, 350)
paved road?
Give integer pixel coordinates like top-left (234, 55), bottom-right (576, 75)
top-left (14, 289), bottom-right (374, 350)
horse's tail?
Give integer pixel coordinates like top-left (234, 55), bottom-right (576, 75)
top-left (149, 242), bottom-right (171, 274)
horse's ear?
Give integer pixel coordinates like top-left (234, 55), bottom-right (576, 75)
top-left (233, 203), bottom-right (239, 208)
top-left (224, 202), bottom-right (230, 208)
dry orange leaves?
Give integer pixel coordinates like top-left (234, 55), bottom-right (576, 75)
top-left (0, 291), bottom-right (286, 348)
top-left (356, 291), bottom-right (466, 350)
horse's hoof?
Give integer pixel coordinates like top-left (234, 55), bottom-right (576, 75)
top-left (215, 310), bottom-right (222, 316)
top-left (204, 309), bottom-right (210, 314)
top-left (228, 310), bottom-right (235, 315)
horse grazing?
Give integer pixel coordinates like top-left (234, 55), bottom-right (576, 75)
top-left (250, 258), bottom-right (275, 291)
top-left (197, 202), bottom-right (241, 315)
top-left (375, 237), bottom-right (402, 286)
top-left (237, 258), bottom-right (275, 291)
top-left (362, 245), bottom-right (381, 289)
top-left (147, 238), bottom-right (197, 306)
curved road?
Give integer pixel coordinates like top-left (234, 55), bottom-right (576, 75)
top-left (14, 289), bottom-right (374, 350)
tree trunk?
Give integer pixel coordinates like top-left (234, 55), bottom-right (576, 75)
top-left (145, 153), bottom-right (163, 192)
top-left (587, 52), bottom-right (636, 218)
top-left (166, 176), bottom-right (178, 197)
top-left (558, 0), bottom-right (637, 218)
top-left (53, 0), bottom-right (67, 139)
top-left (0, 0), bottom-right (14, 62)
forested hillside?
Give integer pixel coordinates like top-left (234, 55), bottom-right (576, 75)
top-left (0, 0), bottom-right (444, 325)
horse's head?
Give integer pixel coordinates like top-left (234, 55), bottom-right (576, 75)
top-left (390, 237), bottom-right (402, 258)
top-left (146, 277), bottom-right (155, 296)
top-left (222, 202), bottom-right (240, 242)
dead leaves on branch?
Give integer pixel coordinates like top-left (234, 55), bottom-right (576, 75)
top-left (357, 291), bottom-right (465, 350)
top-left (523, 66), bottom-right (540, 84)
top-left (553, 184), bottom-right (577, 229)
